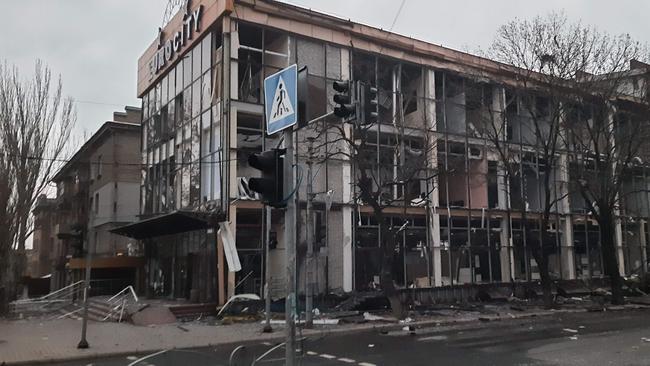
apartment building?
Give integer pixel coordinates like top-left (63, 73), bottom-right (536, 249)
top-left (115, 0), bottom-right (650, 304)
top-left (51, 107), bottom-right (144, 294)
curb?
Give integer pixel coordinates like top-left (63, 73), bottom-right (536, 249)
top-left (6, 304), bottom-right (649, 365)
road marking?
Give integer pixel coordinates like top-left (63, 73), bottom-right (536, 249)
top-left (306, 351), bottom-right (318, 355)
top-left (358, 363), bottom-right (377, 366)
top-left (320, 353), bottom-right (337, 359)
top-left (338, 357), bottom-right (356, 363)
top-left (418, 335), bottom-right (448, 341)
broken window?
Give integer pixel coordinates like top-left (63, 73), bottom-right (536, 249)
top-left (573, 220), bottom-right (603, 279)
top-left (326, 44), bottom-right (341, 80)
top-left (353, 52), bottom-right (375, 84)
top-left (237, 44), bottom-right (262, 103)
top-left (465, 81), bottom-right (493, 138)
top-left (622, 218), bottom-right (644, 276)
top-left (401, 63), bottom-right (422, 128)
top-left (377, 57), bottom-right (396, 125)
top-left (467, 147), bottom-right (488, 208)
top-left (297, 39), bottom-right (325, 77)
top-left (438, 142), bottom-right (468, 208)
top-left (444, 74), bottom-right (466, 135)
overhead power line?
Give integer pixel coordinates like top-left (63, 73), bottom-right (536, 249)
top-left (4, 153), bottom-right (239, 167)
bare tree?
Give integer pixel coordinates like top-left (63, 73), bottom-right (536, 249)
top-left (487, 12), bottom-right (650, 305)
top-left (309, 76), bottom-right (436, 318)
top-left (0, 61), bottom-right (75, 310)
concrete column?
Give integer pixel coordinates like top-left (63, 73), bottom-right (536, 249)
top-left (340, 48), bottom-right (354, 293)
top-left (615, 217), bottom-right (626, 275)
top-left (431, 212), bottom-right (442, 286)
top-left (424, 68), bottom-right (442, 286)
top-left (562, 217), bottom-right (576, 279)
top-left (342, 207), bottom-right (353, 292)
top-left (227, 205), bottom-right (237, 299)
top-left (641, 220), bottom-right (648, 275)
top-left (557, 151), bottom-right (575, 280)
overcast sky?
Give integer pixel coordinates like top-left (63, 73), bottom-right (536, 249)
top-left (1, 0), bottom-right (648, 136)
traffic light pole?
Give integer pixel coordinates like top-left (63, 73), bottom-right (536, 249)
top-left (263, 203), bottom-right (273, 333)
top-left (305, 137), bottom-right (315, 328)
top-left (284, 128), bottom-right (297, 366)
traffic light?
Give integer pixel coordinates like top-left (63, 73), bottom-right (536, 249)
top-left (248, 148), bottom-right (286, 208)
top-left (332, 80), bottom-right (356, 119)
top-left (359, 82), bottom-right (378, 125)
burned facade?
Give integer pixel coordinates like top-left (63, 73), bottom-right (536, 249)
top-left (119, 0), bottom-right (650, 304)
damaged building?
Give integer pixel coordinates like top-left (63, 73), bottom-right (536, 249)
top-left (113, 0), bottom-right (650, 305)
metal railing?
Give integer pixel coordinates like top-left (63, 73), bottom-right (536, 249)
top-left (102, 285), bottom-right (140, 322)
top-left (10, 281), bottom-right (84, 315)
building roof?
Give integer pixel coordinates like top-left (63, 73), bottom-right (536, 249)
top-left (52, 116), bottom-right (141, 182)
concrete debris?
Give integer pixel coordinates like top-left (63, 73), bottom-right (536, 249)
top-left (592, 288), bottom-right (612, 296)
top-left (399, 317), bottom-right (414, 324)
top-left (313, 319), bottom-right (339, 325)
top-left (261, 318), bottom-right (339, 325)
top-left (368, 344), bottom-right (375, 348)
top-left (216, 294), bottom-right (263, 319)
top-left (363, 312), bottom-right (396, 322)
top-left (324, 311), bottom-right (359, 319)
top-left (563, 328), bottom-right (578, 333)
top-left (641, 337), bottom-right (650, 343)
top-left (568, 336), bottom-right (579, 340)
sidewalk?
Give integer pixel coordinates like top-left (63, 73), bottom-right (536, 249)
top-left (2, 303), bottom-right (649, 365)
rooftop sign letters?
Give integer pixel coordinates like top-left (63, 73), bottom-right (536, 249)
top-left (149, 0), bottom-right (203, 78)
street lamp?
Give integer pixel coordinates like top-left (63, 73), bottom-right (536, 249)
top-left (58, 225), bottom-right (89, 349)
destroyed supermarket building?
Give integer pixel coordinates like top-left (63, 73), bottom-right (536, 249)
top-left (113, 0), bottom-right (650, 304)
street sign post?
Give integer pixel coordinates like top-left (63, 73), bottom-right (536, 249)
top-left (264, 64), bottom-right (298, 135)
top-left (264, 64), bottom-right (298, 366)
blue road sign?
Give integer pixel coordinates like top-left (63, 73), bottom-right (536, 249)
top-left (264, 64), bottom-right (297, 135)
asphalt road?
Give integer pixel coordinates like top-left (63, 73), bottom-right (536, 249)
top-left (52, 309), bottom-right (650, 366)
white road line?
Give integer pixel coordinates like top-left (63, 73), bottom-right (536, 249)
top-left (338, 357), bottom-right (356, 363)
top-left (306, 351), bottom-right (318, 356)
top-left (358, 362), bottom-right (377, 366)
top-left (320, 353), bottom-right (337, 359)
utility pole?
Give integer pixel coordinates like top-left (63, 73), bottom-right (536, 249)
top-left (305, 137), bottom-right (315, 328)
top-left (284, 128), bottom-right (297, 366)
top-left (78, 230), bottom-right (91, 349)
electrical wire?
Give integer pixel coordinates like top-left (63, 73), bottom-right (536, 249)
top-left (3, 153), bottom-right (240, 167)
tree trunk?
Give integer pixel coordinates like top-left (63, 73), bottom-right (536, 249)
top-left (600, 210), bottom-right (624, 305)
top-left (380, 229), bottom-right (403, 318)
top-left (531, 247), bottom-right (553, 308)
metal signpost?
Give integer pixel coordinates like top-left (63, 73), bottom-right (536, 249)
top-left (264, 64), bottom-right (298, 366)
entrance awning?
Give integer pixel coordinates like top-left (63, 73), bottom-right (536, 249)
top-left (110, 210), bottom-right (224, 240)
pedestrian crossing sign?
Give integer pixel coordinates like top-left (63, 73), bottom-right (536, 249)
top-left (264, 64), bottom-right (298, 135)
